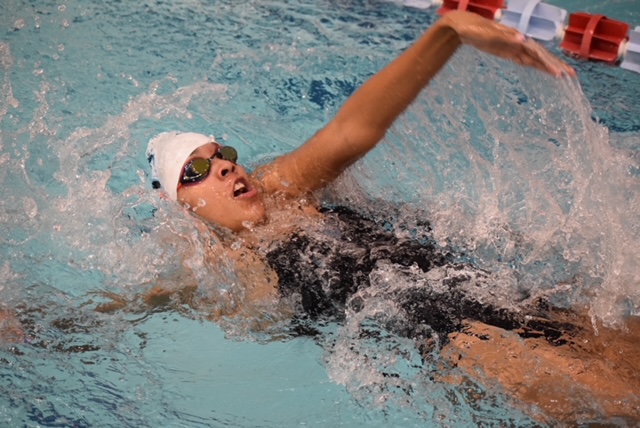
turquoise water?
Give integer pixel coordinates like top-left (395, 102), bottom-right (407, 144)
top-left (1, 0), bottom-right (640, 426)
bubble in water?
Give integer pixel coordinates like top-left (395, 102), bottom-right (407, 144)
top-left (23, 197), bottom-right (38, 219)
top-left (13, 19), bottom-right (26, 30)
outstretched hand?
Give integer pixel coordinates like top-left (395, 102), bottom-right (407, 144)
top-left (443, 11), bottom-right (576, 78)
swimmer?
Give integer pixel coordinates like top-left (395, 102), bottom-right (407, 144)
top-left (140, 10), bottom-right (639, 425)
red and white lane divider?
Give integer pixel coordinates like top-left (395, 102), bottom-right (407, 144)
top-left (391, 0), bottom-right (640, 73)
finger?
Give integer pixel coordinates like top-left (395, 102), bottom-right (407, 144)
top-left (497, 35), bottom-right (560, 75)
top-left (515, 39), bottom-right (551, 73)
top-left (522, 38), bottom-right (575, 77)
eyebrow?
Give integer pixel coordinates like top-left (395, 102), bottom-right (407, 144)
top-left (188, 142), bottom-right (219, 158)
top-left (181, 143), bottom-right (218, 170)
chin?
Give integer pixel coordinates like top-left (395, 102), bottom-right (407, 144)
top-left (246, 207), bottom-right (267, 228)
top-left (226, 205), bottom-right (266, 232)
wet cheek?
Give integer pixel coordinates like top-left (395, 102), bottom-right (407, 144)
top-left (192, 197), bottom-right (210, 213)
top-left (180, 194), bottom-right (199, 209)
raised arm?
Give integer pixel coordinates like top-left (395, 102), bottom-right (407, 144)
top-left (257, 11), bottom-right (574, 196)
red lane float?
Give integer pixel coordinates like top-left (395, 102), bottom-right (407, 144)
top-left (437, 0), bottom-right (505, 20)
top-left (560, 12), bottom-right (629, 63)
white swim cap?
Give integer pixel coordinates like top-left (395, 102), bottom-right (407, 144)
top-left (146, 131), bottom-right (215, 201)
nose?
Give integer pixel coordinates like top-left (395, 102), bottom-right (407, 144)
top-left (213, 159), bottom-right (236, 179)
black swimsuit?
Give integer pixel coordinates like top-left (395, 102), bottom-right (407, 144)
top-left (265, 206), bottom-right (575, 345)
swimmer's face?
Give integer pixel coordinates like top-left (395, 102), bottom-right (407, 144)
top-left (176, 143), bottom-right (266, 232)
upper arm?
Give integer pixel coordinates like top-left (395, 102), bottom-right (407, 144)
top-left (256, 118), bottom-right (385, 196)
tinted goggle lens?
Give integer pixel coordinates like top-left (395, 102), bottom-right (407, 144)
top-left (182, 158), bottom-right (211, 183)
top-left (180, 145), bottom-right (238, 185)
top-left (219, 146), bottom-right (238, 163)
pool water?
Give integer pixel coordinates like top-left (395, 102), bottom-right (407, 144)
top-left (1, 0), bottom-right (639, 426)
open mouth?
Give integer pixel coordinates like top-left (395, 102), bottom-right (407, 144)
top-left (233, 179), bottom-right (250, 197)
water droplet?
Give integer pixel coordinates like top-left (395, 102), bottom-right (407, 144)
top-left (13, 19), bottom-right (26, 30)
top-left (23, 197), bottom-right (38, 219)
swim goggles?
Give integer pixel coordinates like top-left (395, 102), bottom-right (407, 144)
top-left (179, 144), bottom-right (238, 186)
